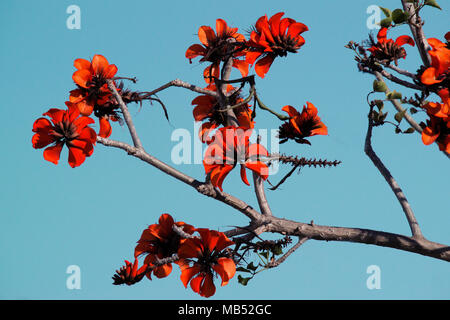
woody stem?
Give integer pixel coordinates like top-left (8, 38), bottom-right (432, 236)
top-left (107, 79), bottom-right (144, 150)
top-left (365, 105), bottom-right (423, 239)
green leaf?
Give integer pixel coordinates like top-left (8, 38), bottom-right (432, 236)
top-left (272, 245), bottom-right (283, 256)
top-left (394, 110), bottom-right (407, 123)
top-left (409, 107), bottom-right (418, 114)
top-left (379, 6), bottom-right (392, 17)
top-left (238, 275), bottom-right (251, 286)
top-left (375, 100), bottom-right (384, 111)
top-left (424, 0), bottom-right (442, 10)
top-left (373, 80), bottom-right (388, 92)
top-left (379, 111), bottom-right (388, 122)
top-left (247, 262), bottom-right (258, 271)
top-left (387, 90), bottom-right (402, 100)
top-left (395, 127), bottom-right (402, 134)
top-left (403, 127), bottom-right (415, 134)
top-left (392, 9), bottom-right (407, 24)
top-left (380, 17), bottom-right (392, 28)
top-left (236, 267), bottom-right (251, 273)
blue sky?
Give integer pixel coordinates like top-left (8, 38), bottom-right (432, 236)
top-left (1, 0), bottom-right (449, 299)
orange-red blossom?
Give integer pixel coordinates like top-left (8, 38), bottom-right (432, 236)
top-left (178, 228), bottom-right (236, 298)
top-left (278, 102), bottom-right (328, 145)
top-left (31, 102), bottom-right (96, 168)
top-left (246, 12), bottom-right (308, 78)
top-left (203, 127), bottom-right (269, 191)
top-left (134, 213), bottom-right (195, 280)
top-left (185, 19), bottom-right (249, 83)
top-left (70, 54), bottom-right (118, 138)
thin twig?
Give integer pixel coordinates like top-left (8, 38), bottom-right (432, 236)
top-left (266, 237), bottom-right (308, 268)
top-left (143, 79), bottom-right (219, 98)
top-left (373, 71), bottom-right (450, 158)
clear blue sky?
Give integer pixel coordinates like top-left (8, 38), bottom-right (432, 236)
top-left (1, 0), bottom-right (449, 299)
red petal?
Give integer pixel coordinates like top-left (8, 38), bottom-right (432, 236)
top-left (287, 22), bottom-right (308, 38)
top-left (254, 55), bottom-right (275, 78)
top-left (200, 273), bottom-right (216, 298)
top-left (198, 26), bottom-right (215, 47)
top-left (43, 108), bottom-right (66, 124)
top-left (232, 59), bottom-right (249, 77)
top-left (153, 263), bottom-right (173, 279)
top-left (215, 19), bottom-right (228, 37)
top-left (190, 274), bottom-right (204, 294)
top-left (72, 69), bottom-right (92, 88)
top-left (43, 142), bottom-right (64, 165)
top-left (91, 54), bottom-right (110, 75)
top-left (32, 132), bottom-right (55, 149)
top-left (395, 35), bottom-right (415, 47)
top-left (98, 117), bottom-right (112, 138)
top-left (210, 165), bottom-right (233, 191)
top-left (269, 12), bottom-right (284, 37)
top-left (74, 58), bottom-right (91, 71)
top-left (377, 28), bottom-right (388, 42)
top-left (186, 44), bottom-right (206, 60)
top-left (32, 118), bottom-right (53, 133)
top-left (240, 165), bottom-right (250, 186)
top-left (245, 161), bottom-right (269, 180)
top-left (68, 146), bottom-right (87, 168)
top-left (180, 265), bottom-right (201, 288)
top-left (420, 67), bottom-right (441, 85)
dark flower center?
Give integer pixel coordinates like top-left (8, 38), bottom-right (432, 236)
top-left (51, 119), bottom-right (79, 143)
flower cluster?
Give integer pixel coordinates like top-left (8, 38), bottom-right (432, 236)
top-left (185, 13), bottom-right (328, 190)
top-left (192, 84), bottom-right (254, 143)
top-left (420, 33), bottom-right (450, 87)
top-left (418, 33), bottom-right (450, 153)
top-left (186, 12), bottom-right (308, 82)
top-left (421, 89), bottom-right (450, 153)
top-left (368, 27), bottom-right (415, 65)
top-left (113, 214), bottom-right (236, 298)
top-left (203, 127), bottom-right (269, 191)
top-left (32, 54), bottom-right (121, 167)
top-left (278, 103), bottom-right (328, 145)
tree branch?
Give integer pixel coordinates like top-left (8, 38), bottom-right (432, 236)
top-left (264, 216), bottom-right (450, 262)
top-left (401, 1), bottom-right (432, 67)
top-left (107, 79), bottom-right (144, 150)
top-left (365, 105), bottom-right (423, 239)
top-left (97, 136), bottom-right (262, 221)
top-left (373, 71), bottom-right (450, 159)
top-left (143, 79), bottom-right (219, 98)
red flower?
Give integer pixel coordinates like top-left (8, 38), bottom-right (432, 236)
top-left (203, 127), bottom-right (269, 191)
top-left (178, 228), bottom-right (236, 298)
top-left (420, 35), bottom-right (450, 86)
top-left (192, 85), bottom-right (254, 143)
top-left (69, 55), bottom-right (119, 138)
top-left (32, 102), bottom-right (97, 168)
top-left (421, 116), bottom-right (450, 153)
top-left (70, 55), bottom-right (118, 116)
top-left (134, 214), bottom-right (195, 279)
top-left (246, 12), bottom-right (308, 78)
top-left (279, 102), bottom-right (328, 145)
top-left (186, 19), bottom-right (248, 83)
top-left (112, 259), bottom-right (149, 285)
top-left (421, 89), bottom-right (450, 153)
top-left (368, 27), bottom-right (415, 65)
